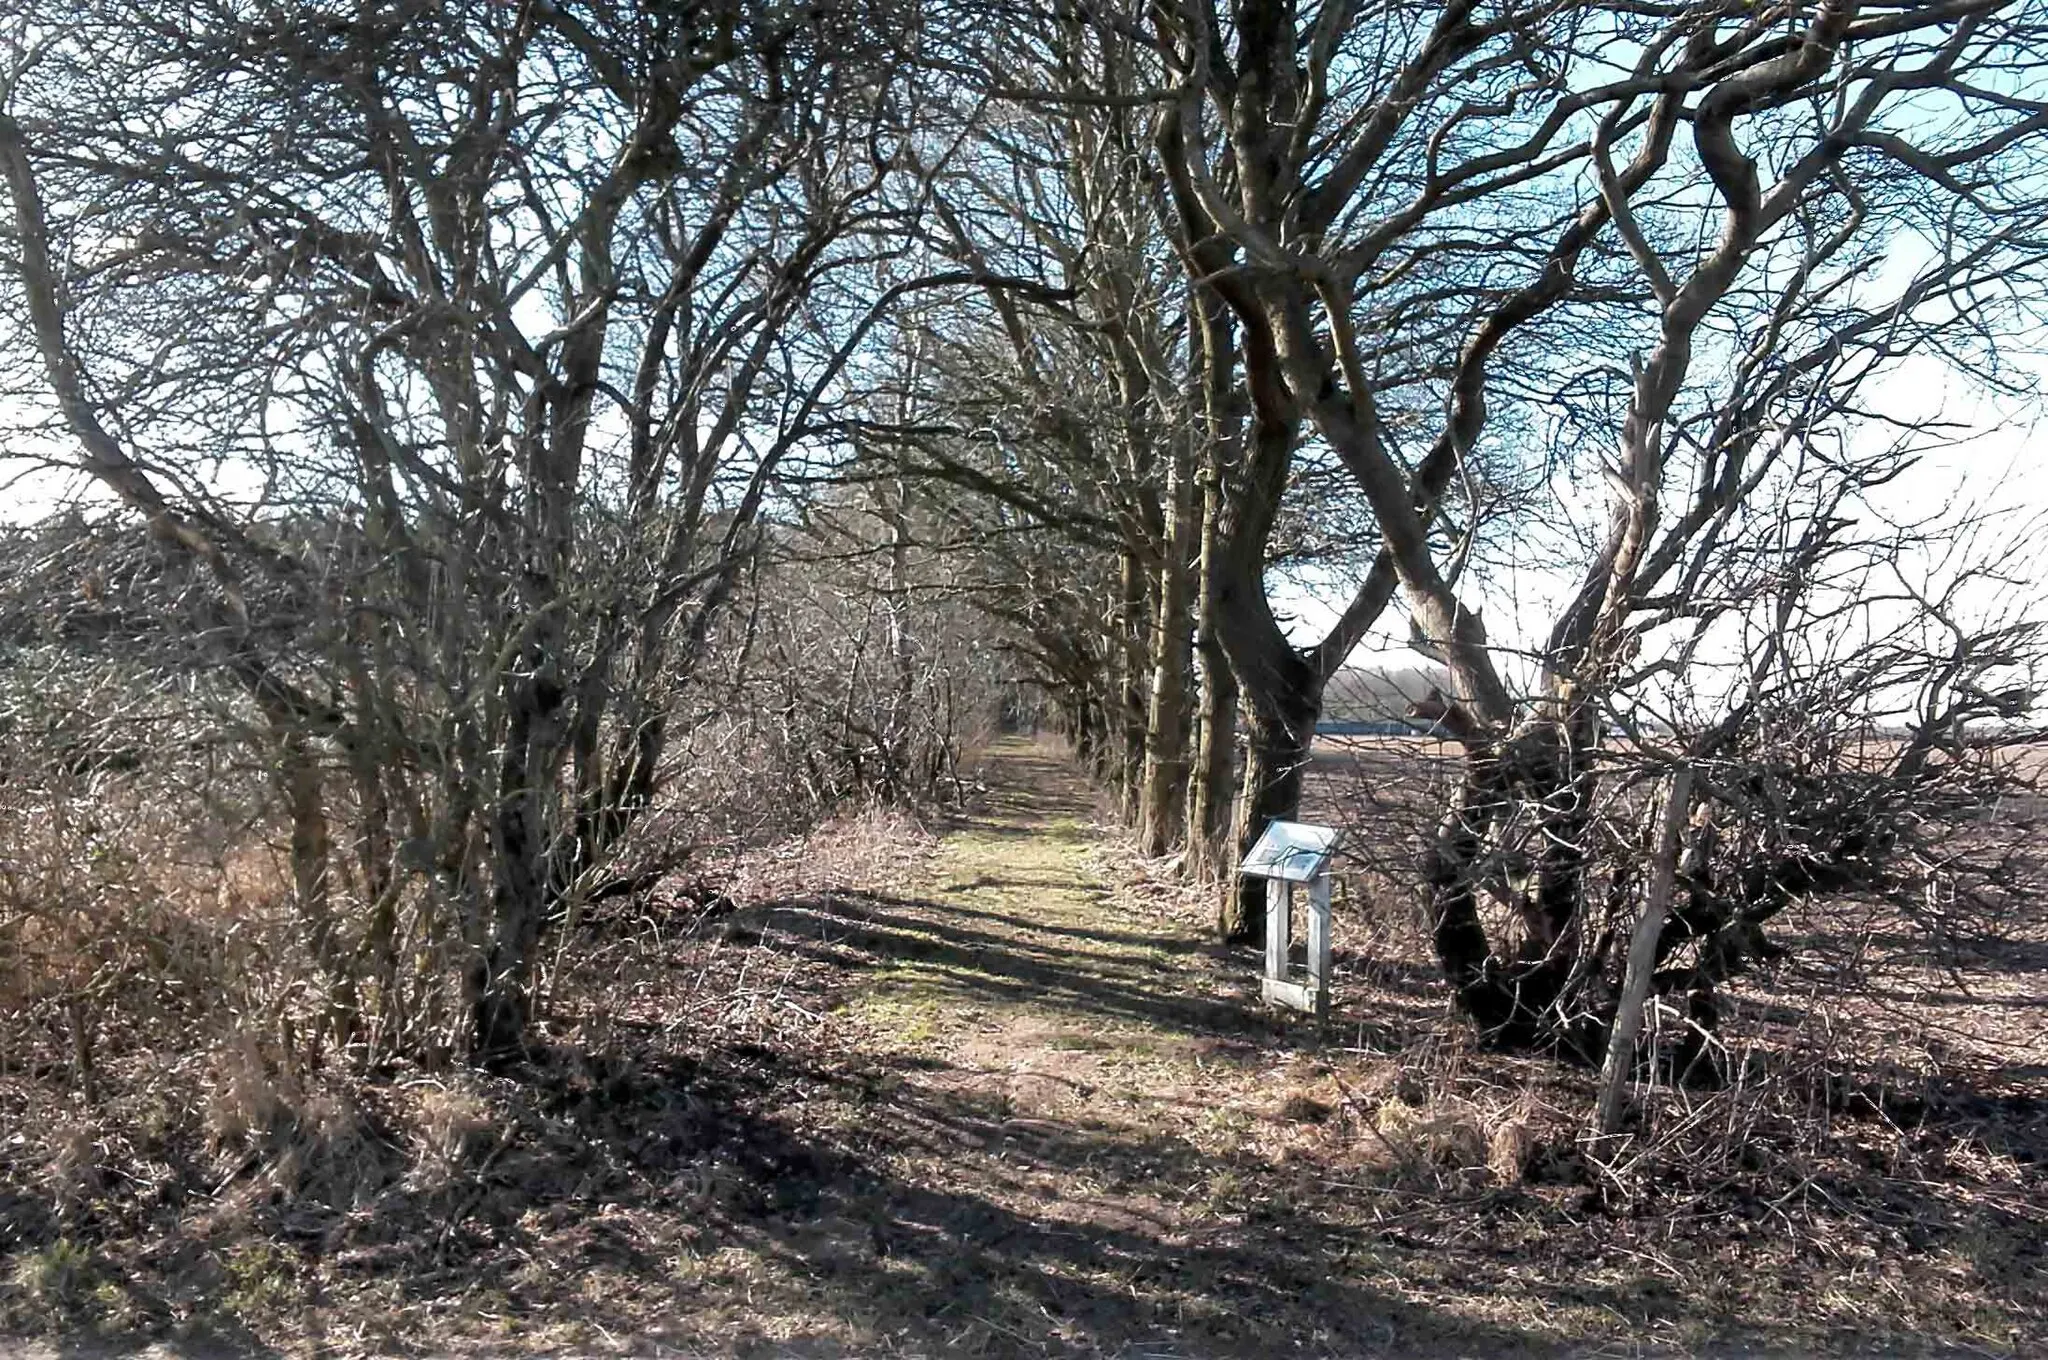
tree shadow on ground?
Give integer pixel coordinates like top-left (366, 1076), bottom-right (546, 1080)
top-left (757, 883), bottom-right (1451, 1068)
top-left (761, 888), bottom-right (1319, 1050)
top-left (394, 1043), bottom-right (1598, 1356)
top-left (918, 894), bottom-right (1221, 957)
top-left (145, 1040), bottom-right (1575, 1356)
top-left (7, 1016), bottom-right (2036, 1356)
top-left (671, 1053), bottom-right (1569, 1357)
top-left (347, 1037), bottom-right (2040, 1357)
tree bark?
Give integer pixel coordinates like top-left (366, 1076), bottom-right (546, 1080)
top-left (1420, 715), bottom-right (1512, 1026)
top-left (1596, 764), bottom-right (1696, 1136)
top-left (1186, 460), bottom-right (1239, 879)
top-left (1139, 441), bottom-right (1197, 856)
top-left (1115, 548), bottom-right (1150, 820)
top-left (1217, 649), bottom-right (1318, 942)
top-left (268, 717), bottom-right (358, 1052)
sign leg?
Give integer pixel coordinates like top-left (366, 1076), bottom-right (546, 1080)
top-left (1307, 875), bottom-right (1331, 1018)
top-left (1265, 880), bottom-right (1292, 983)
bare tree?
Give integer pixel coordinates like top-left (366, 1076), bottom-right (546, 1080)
top-left (0, 0), bottom-right (950, 1058)
top-left (928, 0), bottom-right (2048, 999)
top-left (1399, 0), bottom-right (2048, 1047)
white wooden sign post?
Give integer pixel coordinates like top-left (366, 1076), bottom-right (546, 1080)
top-left (1240, 820), bottom-right (1341, 1018)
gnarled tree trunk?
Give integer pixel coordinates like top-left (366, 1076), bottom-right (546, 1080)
top-left (1215, 630), bottom-right (1319, 942)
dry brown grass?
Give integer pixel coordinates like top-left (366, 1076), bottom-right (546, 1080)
top-left (0, 725), bottom-right (954, 1345)
top-left (0, 740), bottom-right (2041, 1356)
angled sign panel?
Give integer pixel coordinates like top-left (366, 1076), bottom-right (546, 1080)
top-left (1239, 819), bottom-right (1341, 883)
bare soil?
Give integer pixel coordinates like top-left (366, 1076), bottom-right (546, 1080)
top-left (3, 740), bottom-right (2043, 1356)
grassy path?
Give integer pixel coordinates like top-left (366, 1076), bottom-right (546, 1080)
top-left (846, 743), bottom-right (1256, 1085)
top-left (728, 742), bottom-right (2022, 1358)
top-left (767, 742), bottom-right (1562, 1358)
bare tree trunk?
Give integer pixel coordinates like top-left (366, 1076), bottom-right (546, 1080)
top-left (1139, 443), bottom-right (1197, 856)
top-left (1414, 699), bottom-right (1587, 1044)
top-left (1597, 764), bottom-right (1696, 1137)
top-left (1114, 549), bottom-right (1149, 819)
top-left (352, 754), bottom-right (403, 1053)
top-left (475, 655), bottom-right (568, 1060)
top-left (1067, 688), bottom-right (1099, 769)
top-left (276, 726), bottom-right (355, 1049)
top-left (1218, 666), bottom-right (1317, 942)
top-left (1198, 307), bottom-right (1319, 942)
top-left (1186, 461), bottom-right (1238, 878)
top-left (1420, 714), bottom-right (1511, 1023)
top-left (1529, 727), bottom-right (1595, 950)
top-left (880, 474), bottom-right (917, 800)
top-left (65, 995), bottom-right (96, 1105)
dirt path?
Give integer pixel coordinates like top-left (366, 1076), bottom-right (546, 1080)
top-left (843, 743), bottom-right (1271, 1109)
top-left (704, 744), bottom-right (1607, 1358)
top-left (686, 742), bottom-right (2034, 1359)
